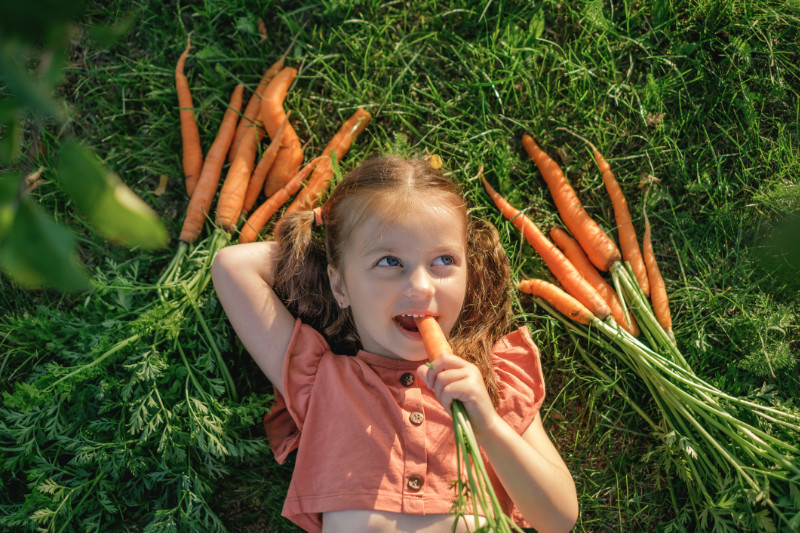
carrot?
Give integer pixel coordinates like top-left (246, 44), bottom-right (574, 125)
top-left (176, 37), bottom-right (203, 196)
top-left (215, 108), bottom-right (262, 232)
top-left (228, 56), bottom-right (285, 162)
top-left (284, 108), bottom-right (371, 215)
top-left (517, 279), bottom-right (596, 326)
top-left (588, 145), bottom-right (650, 298)
top-left (521, 134), bottom-right (621, 271)
top-left (242, 114), bottom-right (289, 214)
top-left (413, 315), bottom-right (451, 361)
top-left (642, 208), bottom-right (672, 336)
top-left (480, 173), bottom-right (611, 320)
top-left (179, 84), bottom-right (243, 243)
top-left (260, 67), bottom-right (304, 197)
top-left (550, 227), bottom-right (639, 336)
top-left (238, 156), bottom-right (323, 244)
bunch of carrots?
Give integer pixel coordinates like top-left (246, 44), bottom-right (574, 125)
top-left (158, 38), bottom-right (370, 397)
top-left (161, 37), bottom-right (370, 284)
top-left (482, 134), bottom-right (800, 531)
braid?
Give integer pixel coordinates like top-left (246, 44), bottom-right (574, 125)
top-left (273, 211), bottom-right (360, 354)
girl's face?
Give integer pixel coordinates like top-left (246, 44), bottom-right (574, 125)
top-left (327, 201), bottom-right (468, 361)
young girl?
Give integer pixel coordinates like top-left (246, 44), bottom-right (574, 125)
top-left (212, 156), bottom-right (578, 533)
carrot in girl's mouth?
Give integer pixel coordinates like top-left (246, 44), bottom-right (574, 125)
top-left (414, 315), bottom-right (449, 361)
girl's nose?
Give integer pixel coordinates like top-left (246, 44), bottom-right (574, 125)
top-left (406, 266), bottom-right (434, 299)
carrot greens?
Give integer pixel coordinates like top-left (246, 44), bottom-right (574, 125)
top-left (500, 134), bottom-right (800, 532)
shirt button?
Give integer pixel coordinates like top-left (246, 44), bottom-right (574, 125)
top-left (407, 475), bottom-right (424, 491)
top-left (409, 411), bottom-right (424, 425)
top-left (400, 372), bottom-right (415, 387)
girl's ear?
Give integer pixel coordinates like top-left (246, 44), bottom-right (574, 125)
top-left (327, 265), bottom-right (350, 308)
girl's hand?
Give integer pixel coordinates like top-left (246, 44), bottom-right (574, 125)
top-left (417, 353), bottom-right (501, 436)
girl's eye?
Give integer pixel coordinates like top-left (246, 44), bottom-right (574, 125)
top-left (433, 255), bottom-right (455, 266)
top-left (377, 256), bottom-right (402, 267)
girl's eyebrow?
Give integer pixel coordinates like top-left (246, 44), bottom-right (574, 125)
top-left (360, 243), bottom-right (397, 256)
top-left (361, 244), bottom-right (463, 257)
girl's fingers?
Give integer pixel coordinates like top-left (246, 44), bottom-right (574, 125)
top-left (419, 357), bottom-right (482, 403)
top-left (417, 355), bottom-right (500, 434)
top-left (431, 369), bottom-right (470, 399)
top-left (417, 363), bottom-right (435, 389)
top-left (417, 353), bottom-right (465, 389)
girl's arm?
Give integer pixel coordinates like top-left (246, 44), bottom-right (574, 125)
top-left (211, 241), bottom-right (297, 394)
top-left (418, 354), bottom-right (578, 533)
top-left (479, 411), bottom-right (578, 533)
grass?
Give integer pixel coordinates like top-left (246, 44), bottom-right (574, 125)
top-left (2, 0), bottom-right (799, 531)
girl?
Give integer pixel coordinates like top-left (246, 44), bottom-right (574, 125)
top-left (212, 156), bottom-right (578, 533)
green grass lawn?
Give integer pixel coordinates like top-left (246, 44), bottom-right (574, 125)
top-left (2, 0), bottom-right (799, 531)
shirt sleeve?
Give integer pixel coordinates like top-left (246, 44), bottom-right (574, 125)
top-left (262, 318), bottom-right (330, 464)
top-left (492, 326), bottom-right (546, 435)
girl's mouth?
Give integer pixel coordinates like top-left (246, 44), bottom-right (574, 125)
top-left (393, 314), bottom-right (430, 333)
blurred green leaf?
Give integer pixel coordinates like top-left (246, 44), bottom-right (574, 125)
top-left (0, 196), bottom-right (88, 291)
top-left (57, 141), bottom-right (168, 250)
top-left (0, 41), bottom-right (65, 120)
top-left (0, 173), bottom-right (22, 240)
top-left (0, 98), bottom-right (20, 121)
top-left (0, 115), bottom-right (22, 164)
top-left (0, 0), bottom-right (85, 46)
top-left (89, 10), bottom-right (139, 47)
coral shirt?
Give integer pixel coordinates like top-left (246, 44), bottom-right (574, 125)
top-left (262, 318), bottom-right (546, 532)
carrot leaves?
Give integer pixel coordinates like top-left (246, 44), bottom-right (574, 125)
top-left (0, 255), bottom-right (271, 531)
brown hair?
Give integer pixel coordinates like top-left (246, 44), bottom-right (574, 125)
top-left (272, 156), bottom-right (512, 405)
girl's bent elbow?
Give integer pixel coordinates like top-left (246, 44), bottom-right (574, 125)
top-left (211, 247), bottom-right (232, 281)
top-left (211, 246), bottom-right (246, 290)
top-left (559, 495), bottom-right (579, 533)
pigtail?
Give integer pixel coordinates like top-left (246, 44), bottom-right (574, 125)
top-left (273, 210), bottom-right (361, 354)
top-left (450, 216), bottom-right (513, 407)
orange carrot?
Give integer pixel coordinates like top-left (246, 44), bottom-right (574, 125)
top-left (260, 67), bottom-right (304, 197)
top-left (642, 208), bottom-right (672, 335)
top-left (522, 134), bottom-right (621, 271)
top-left (229, 56), bottom-right (285, 162)
top-left (179, 84), bottom-right (243, 243)
top-left (589, 145), bottom-right (650, 298)
top-left (414, 315), bottom-right (451, 361)
top-left (481, 174), bottom-right (611, 320)
top-left (238, 156), bottom-right (323, 244)
top-left (242, 114), bottom-right (289, 214)
top-left (215, 110), bottom-right (261, 232)
top-left (517, 279), bottom-right (596, 326)
top-left (550, 227), bottom-right (639, 336)
top-left (176, 38), bottom-right (203, 196)
top-left (284, 108), bottom-right (371, 215)
top-left (257, 18), bottom-right (267, 43)
top-left (227, 88), bottom-right (261, 164)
